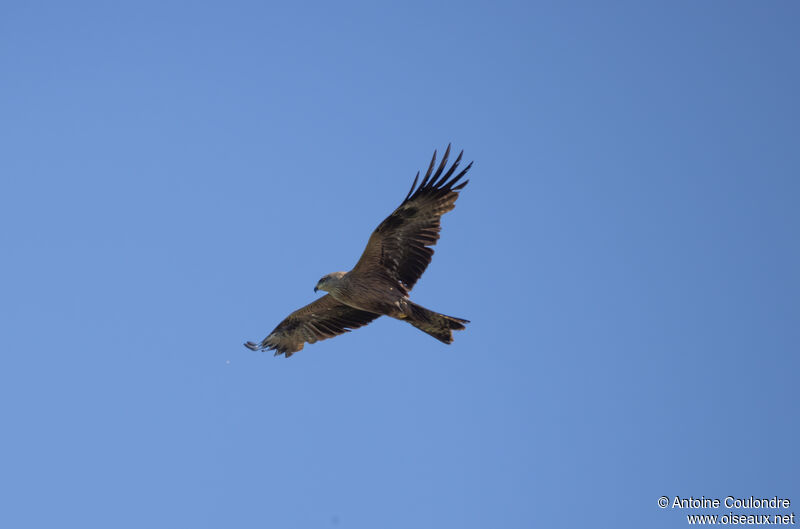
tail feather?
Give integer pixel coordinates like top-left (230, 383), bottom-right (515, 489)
top-left (406, 301), bottom-right (469, 344)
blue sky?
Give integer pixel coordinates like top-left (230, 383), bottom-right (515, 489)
top-left (1, 1), bottom-right (798, 527)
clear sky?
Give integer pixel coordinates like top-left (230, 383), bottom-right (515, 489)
top-left (1, 1), bottom-right (798, 528)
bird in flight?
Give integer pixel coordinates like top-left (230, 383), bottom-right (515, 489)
top-left (245, 144), bottom-right (472, 357)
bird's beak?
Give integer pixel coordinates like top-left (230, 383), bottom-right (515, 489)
top-left (314, 286), bottom-right (318, 293)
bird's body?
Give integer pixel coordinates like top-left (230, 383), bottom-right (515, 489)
top-left (321, 272), bottom-right (396, 315)
top-left (245, 145), bottom-right (472, 357)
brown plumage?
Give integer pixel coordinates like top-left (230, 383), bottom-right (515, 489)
top-left (245, 144), bottom-right (472, 357)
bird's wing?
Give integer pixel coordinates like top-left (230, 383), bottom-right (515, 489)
top-left (351, 144), bottom-right (471, 292)
top-left (244, 294), bottom-right (381, 357)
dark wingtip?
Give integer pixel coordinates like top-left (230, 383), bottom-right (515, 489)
top-left (452, 179), bottom-right (469, 191)
top-left (404, 171), bottom-right (420, 202)
top-left (430, 144), bottom-right (451, 186)
top-left (408, 146), bottom-right (470, 201)
top-left (419, 149), bottom-right (437, 189)
top-left (438, 150), bottom-right (464, 186)
top-left (449, 159), bottom-right (473, 190)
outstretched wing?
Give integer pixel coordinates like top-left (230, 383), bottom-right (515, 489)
top-left (352, 144), bottom-right (471, 292)
top-left (244, 295), bottom-right (380, 357)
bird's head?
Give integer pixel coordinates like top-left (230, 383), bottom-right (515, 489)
top-left (314, 271), bottom-right (347, 293)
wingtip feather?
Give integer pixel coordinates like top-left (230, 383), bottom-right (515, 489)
top-left (419, 149), bottom-right (437, 189)
top-left (448, 160), bottom-right (472, 189)
top-left (430, 144), bottom-right (451, 186)
top-left (404, 171), bottom-right (420, 202)
top-left (452, 179), bottom-right (469, 191)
